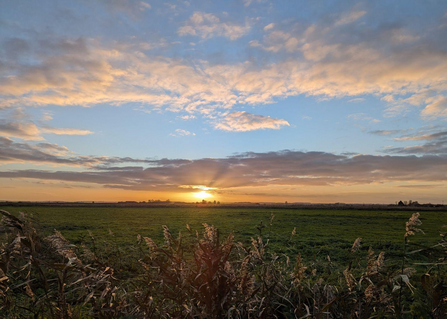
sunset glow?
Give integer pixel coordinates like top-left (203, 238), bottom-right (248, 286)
top-left (192, 191), bottom-right (213, 201)
top-left (1, 1), bottom-right (447, 204)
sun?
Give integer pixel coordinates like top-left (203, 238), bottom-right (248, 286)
top-left (192, 191), bottom-right (212, 200)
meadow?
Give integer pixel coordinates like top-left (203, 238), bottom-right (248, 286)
top-left (2, 206), bottom-right (447, 317)
top-left (2, 206), bottom-right (447, 264)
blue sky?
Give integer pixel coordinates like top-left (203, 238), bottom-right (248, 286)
top-left (1, 0), bottom-right (447, 203)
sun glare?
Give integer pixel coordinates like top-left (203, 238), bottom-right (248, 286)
top-left (192, 191), bottom-right (212, 200)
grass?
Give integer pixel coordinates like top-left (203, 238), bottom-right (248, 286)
top-left (2, 206), bottom-right (447, 263)
top-left (1, 207), bottom-right (447, 318)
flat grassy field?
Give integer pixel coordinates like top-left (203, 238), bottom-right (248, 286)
top-left (2, 206), bottom-right (446, 264)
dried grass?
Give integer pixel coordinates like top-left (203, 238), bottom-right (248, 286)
top-left (0, 209), bottom-right (446, 318)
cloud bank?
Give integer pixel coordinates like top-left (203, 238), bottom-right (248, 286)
top-left (1, 7), bottom-right (447, 124)
top-left (1, 138), bottom-right (446, 193)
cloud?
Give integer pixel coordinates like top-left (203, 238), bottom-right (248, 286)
top-left (347, 113), bottom-right (381, 123)
top-left (96, 0), bottom-right (152, 17)
top-left (242, 13), bottom-right (447, 118)
top-left (259, 30), bottom-right (299, 52)
top-left (179, 115), bottom-right (196, 120)
top-left (7, 107), bottom-right (30, 121)
top-left (243, 0), bottom-right (252, 6)
top-left (0, 112), bottom-right (93, 140)
top-left (41, 127), bottom-right (94, 136)
top-left (249, 40), bottom-right (261, 47)
top-left (421, 96), bottom-right (447, 118)
top-left (334, 10), bottom-right (366, 26)
top-left (0, 137), bottom-right (156, 166)
top-left (397, 184), bottom-right (443, 189)
top-left (368, 129), bottom-right (412, 136)
top-left (0, 121), bottom-right (43, 141)
top-left (169, 129), bottom-right (195, 137)
top-left (214, 111), bottom-right (290, 132)
top-left (0, 137), bottom-right (78, 165)
top-left (263, 23), bottom-right (275, 31)
top-left (2, 148), bottom-right (447, 192)
top-left (243, 0), bottom-right (263, 7)
top-left (385, 130), bottom-right (447, 154)
top-left (35, 142), bottom-right (70, 155)
top-left (140, 2), bottom-right (151, 10)
top-left (177, 12), bottom-right (251, 40)
top-left (393, 131), bottom-right (447, 141)
top-left (41, 112), bottom-right (53, 122)
top-left (348, 98), bottom-right (365, 103)
top-left (1, 9), bottom-right (447, 121)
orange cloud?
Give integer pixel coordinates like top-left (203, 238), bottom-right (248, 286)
top-left (214, 111), bottom-right (290, 132)
top-left (0, 121), bottom-right (43, 141)
top-left (1, 16), bottom-right (447, 121)
top-left (41, 127), bottom-right (93, 136)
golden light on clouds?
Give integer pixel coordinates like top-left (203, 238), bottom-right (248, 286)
top-left (2, 0), bottom-right (447, 204)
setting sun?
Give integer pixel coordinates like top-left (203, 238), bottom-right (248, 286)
top-left (192, 191), bottom-right (212, 200)
top-left (2, 1), bottom-right (447, 317)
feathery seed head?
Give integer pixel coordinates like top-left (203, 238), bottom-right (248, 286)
top-left (351, 237), bottom-right (362, 253)
top-left (405, 212), bottom-right (424, 238)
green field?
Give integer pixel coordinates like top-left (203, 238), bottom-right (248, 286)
top-left (2, 206), bottom-right (447, 317)
top-left (3, 206), bottom-right (446, 263)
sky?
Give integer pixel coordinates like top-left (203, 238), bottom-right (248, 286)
top-left (1, 0), bottom-right (447, 204)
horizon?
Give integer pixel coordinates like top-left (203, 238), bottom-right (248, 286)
top-left (1, 199), bottom-right (443, 206)
top-left (1, 0), bottom-right (447, 203)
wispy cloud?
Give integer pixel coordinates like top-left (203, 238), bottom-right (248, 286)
top-left (385, 130), bottom-right (447, 154)
top-left (347, 113), bottom-right (380, 123)
top-left (259, 30), bottom-right (299, 53)
top-left (169, 129), bottom-right (195, 137)
top-left (179, 115), bottom-right (196, 120)
top-left (334, 10), bottom-right (366, 26)
top-left (214, 111), bottom-right (290, 132)
top-left (393, 131), bottom-right (447, 141)
top-left (97, 0), bottom-right (152, 17)
top-left (177, 12), bottom-right (251, 40)
top-left (243, 0), bottom-right (263, 7)
top-left (0, 114), bottom-right (93, 140)
top-left (368, 129), bottom-right (413, 136)
top-left (263, 23), bottom-right (275, 31)
top-left (41, 127), bottom-right (94, 136)
top-left (348, 98), bottom-right (365, 103)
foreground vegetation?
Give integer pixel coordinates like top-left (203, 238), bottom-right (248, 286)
top-left (1, 208), bottom-right (447, 318)
top-left (3, 206), bottom-right (447, 264)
